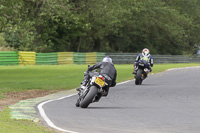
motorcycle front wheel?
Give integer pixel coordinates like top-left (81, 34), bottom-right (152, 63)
top-left (80, 86), bottom-right (98, 108)
top-left (135, 69), bottom-right (143, 85)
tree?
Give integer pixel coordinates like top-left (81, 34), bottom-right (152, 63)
top-left (0, 0), bottom-right (89, 52)
top-left (0, 0), bottom-right (200, 54)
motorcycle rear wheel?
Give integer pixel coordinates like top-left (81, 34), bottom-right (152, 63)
top-left (80, 86), bottom-right (98, 108)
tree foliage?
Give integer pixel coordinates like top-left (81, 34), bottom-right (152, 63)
top-left (0, 0), bottom-right (200, 54)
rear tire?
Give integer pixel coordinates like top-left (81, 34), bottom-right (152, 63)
top-left (80, 86), bottom-right (98, 108)
top-left (135, 69), bottom-right (143, 85)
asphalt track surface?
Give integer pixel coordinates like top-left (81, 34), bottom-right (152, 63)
top-left (38, 67), bottom-right (200, 133)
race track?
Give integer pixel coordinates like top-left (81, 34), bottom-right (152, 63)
top-left (38, 67), bottom-right (200, 133)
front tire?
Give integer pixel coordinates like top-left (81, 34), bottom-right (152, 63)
top-left (80, 86), bottom-right (98, 108)
top-left (135, 69), bottom-right (143, 85)
top-left (75, 98), bottom-right (80, 107)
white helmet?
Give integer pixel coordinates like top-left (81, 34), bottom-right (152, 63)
top-left (102, 56), bottom-right (112, 63)
top-left (142, 48), bottom-right (150, 56)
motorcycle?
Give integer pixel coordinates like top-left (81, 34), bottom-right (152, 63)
top-left (135, 55), bottom-right (150, 85)
top-left (76, 73), bottom-right (108, 108)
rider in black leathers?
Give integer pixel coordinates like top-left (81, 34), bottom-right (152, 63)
top-left (76, 56), bottom-right (117, 97)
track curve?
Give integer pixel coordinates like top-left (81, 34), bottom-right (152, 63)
top-left (38, 67), bottom-right (200, 133)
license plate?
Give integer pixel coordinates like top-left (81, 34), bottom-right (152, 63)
top-left (95, 77), bottom-right (105, 87)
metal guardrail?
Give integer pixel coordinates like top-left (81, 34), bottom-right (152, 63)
top-left (106, 53), bottom-right (200, 64)
top-left (0, 51), bottom-right (19, 65)
top-left (106, 53), bottom-right (137, 64)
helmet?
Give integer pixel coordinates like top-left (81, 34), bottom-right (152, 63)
top-left (102, 56), bottom-right (112, 63)
top-left (142, 48), bottom-right (150, 56)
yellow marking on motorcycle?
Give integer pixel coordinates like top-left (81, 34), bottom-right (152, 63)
top-left (95, 78), bottom-right (105, 87)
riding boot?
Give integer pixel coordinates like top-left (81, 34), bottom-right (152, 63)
top-left (76, 71), bottom-right (89, 92)
top-left (133, 65), bottom-right (138, 75)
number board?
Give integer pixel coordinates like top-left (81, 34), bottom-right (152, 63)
top-left (95, 77), bottom-right (105, 87)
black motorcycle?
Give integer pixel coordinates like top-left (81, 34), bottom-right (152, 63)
top-left (76, 73), bottom-right (108, 108)
top-left (135, 56), bottom-right (150, 85)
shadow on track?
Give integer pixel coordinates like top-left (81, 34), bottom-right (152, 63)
top-left (84, 106), bottom-right (136, 109)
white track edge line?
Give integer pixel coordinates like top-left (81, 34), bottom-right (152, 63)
top-left (37, 81), bottom-right (132, 133)
top-left (38, 94), bottom-right (79, 133)
top-left (166, 66), bottom-right (200, 71)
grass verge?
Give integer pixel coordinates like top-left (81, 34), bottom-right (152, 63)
top-left (0, 108), bottom-right (52, 133)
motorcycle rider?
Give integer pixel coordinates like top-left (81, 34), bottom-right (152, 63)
top-left (132, 48), bottom-right (153, 75)
top-left (76, 56), bottom-right (117, 98)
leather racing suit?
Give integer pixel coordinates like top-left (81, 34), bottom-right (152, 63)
top-left (133, 53), bottom-right (153, 74)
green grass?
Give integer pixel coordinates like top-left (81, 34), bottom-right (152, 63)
top-left (0, 63), bottom-right (200, 98)
top-left (0, 108), bottom-right (52, 133)
top-left (0, 63), bottom-right (200, 133)
top-left (0, 65), bottom-right (86, 98)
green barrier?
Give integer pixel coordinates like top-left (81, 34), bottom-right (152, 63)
top-left (97, 52), bottom-right (105, 62)
top-left (0, 51), bottom-right (19, 65)
top-left (36, 53), bottom-right (58, 65)
top-left (73, 53), bottom-right (86, 64)
top-left (0, 51), bottom-right (107, 66)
